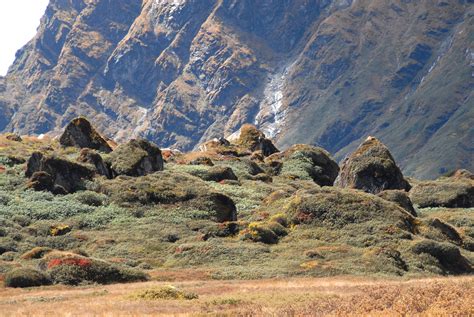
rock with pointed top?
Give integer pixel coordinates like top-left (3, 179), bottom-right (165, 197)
top-left (59, 117), bottom-right (112, 153)
top-left (335, 137), bottom-right (410, 194)
top-left (234, 124), bottom-right (279, 157)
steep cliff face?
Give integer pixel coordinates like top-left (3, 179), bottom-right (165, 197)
top-left (1, 0), bottom-right (472, 179)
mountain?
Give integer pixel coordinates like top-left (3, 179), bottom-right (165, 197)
top-left (0, 0), bottom-right (472, 179)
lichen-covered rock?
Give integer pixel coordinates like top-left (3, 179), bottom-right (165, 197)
top-left (335, 137), bottom-right (410, 194)
top-left (269, 144), bottom-right (339, 186)
top-left (109, 139), bottom-right (164, 176)
top-left (26, 152), bottom-right (95, 193)
top-left (410, 179), bottom-right (474, 208)
top-left (59, 117), bottom-right (112, 153)
top-left (234, 124), bottom-right (279, 157)
top-left (378, 190), bottom-right (417, 216)
top-left (77, 148), bottom-right (112, 179)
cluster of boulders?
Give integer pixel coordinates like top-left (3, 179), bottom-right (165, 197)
top-left (25, 117), bottom-right (164, 194)
top-left (24, 118), bottom-right (473, 213)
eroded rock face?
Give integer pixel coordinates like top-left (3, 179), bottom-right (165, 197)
top-left (109, 139), bottom-right (164, 176)
top-left (60, 118), bottom-right (112, 153)
top-left (0, 1), bottom-right (472, 179)
top-left (26, 152), bottom-right (95, 194)
top-left (335, 137), bottom-right (410, 194)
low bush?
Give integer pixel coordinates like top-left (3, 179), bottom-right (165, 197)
top-left (130, 286), bottom-right (198, 300)
top-left (5, 268), bottom-right (51, 288)
top-left (242, 222), bottom-right (279, 244)
top-left (46, 255), bottom-right (149, 285)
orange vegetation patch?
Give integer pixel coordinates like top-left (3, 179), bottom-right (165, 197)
top-left (47, 258), bottom-right (92, 269)
top-left (0, 166), bottom-right (5, 173)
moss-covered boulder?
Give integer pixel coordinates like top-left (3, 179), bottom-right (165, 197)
top-left (233, 124), bottom-right (279, 156)
top-left (5, 268), bottom-right (51, 288)
top-left (26, 152), bottom-right (95, 193)
top-left (59, 117), bottom-right (112, 153)
top-left (190, 192), bottom-right (237, 222)
top-left (378, 190), bottom-right (417, 216)
top-left (335, 137), bottom-right (410, 194)
top-left (100, 171), bottom-right (237, 222)
top-left (109, 139), bottom-right (164, 177)
top-left (269, 144), bottom-right (339, 186)
top-left (410, 178), bottom-right (474, 208)
top-left (285, 187), bottom-right (415, 231)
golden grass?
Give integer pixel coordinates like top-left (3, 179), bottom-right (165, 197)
top-left (0, 275), bottom-right (472, 316)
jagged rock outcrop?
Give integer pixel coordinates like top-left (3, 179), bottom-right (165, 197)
top-left (26, 152), bottom-right (95, 193)
top-left (335, 137), bottom-right (411, 194)
top-left (0, 0), bottom-right (472, 179)
top-left (60, 118), bottom-right (112, 153)
top-left (232, 124), bottom-right (279, 157)
top-left (109, 139), bottom-right (164, 177)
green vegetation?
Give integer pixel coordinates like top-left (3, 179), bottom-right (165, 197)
top-left (4, 268), bottom-right (51, 288)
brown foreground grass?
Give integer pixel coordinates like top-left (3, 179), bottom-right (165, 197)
top-left (0, 275), bottom-right (472, 316)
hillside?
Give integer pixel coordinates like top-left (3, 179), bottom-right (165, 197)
top-left (0, 0), bottom-right (472, 180)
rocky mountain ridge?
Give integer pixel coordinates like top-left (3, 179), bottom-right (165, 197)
top-left (0, 0), bottom-right (472, 179)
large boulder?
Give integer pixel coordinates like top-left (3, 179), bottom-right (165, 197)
top-left (26, 152), bottom-right (95, 193)
top-left (268, 144), bottom-right (340, 186)
top-left (59, 117), bottom-right (112, 153)
top-left (109, 139), bottom-right (164, 177)
top-left (233, 124), bottom-right (279, 156)
top-left (335, 137), bottom-right (410, 194)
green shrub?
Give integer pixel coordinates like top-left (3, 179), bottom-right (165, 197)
top-left (5, 268), bottom-right (51, 288)
top-left (130, 286), bottom-right (198, 300)
top-left (70, 191), bottom-right (108, 207)
top-left (269, 213), bottom-right (289, 227)
top-left (242, 222), bottom-right (279, 244)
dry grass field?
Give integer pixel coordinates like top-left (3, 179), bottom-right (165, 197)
top-left (0, 275), bottom-right (472, 316)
